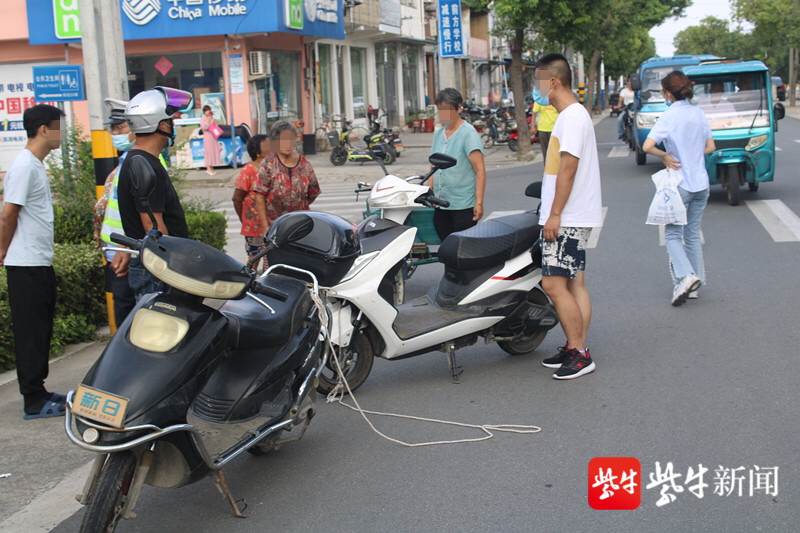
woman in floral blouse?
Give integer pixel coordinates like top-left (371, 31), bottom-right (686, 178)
top-left (256, 121), bottom-right (321, 231)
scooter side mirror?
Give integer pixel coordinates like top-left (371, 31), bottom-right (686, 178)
top-left (270, 213), bottom-right (314, 248)
top-left (630, 73), bottom-right (641, 91)
top-left (429, 152), bottom-right (456, 170)
top-left (525, 182), bottom-right (542, 199)
top-left (774, 102), bottom-right (785, 121)
top-left (127, 154), bottom-right (159, 232)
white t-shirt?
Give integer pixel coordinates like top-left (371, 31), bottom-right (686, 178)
top-left (2, 149), bottom-right (54, 266)
top-left (619, 87), bottom-right (635, 106)
top-left (539, 103), bottom-right (603, 228)
top-left (646, 100), bottom-right (712, 193)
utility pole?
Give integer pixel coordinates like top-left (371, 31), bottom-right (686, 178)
top-left (79, 0), bottom-right (128, 333)
top-left (790, 47), bottom-right (796, 108)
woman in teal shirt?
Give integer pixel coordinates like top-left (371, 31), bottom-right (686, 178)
top-left (430, 88), bottom-right (486, 240)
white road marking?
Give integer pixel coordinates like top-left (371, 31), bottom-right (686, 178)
top-left (484, 210), bottom-right (524, 221)
top-left (658, 224), bottom-right (705, 246)
top-left (746, 199), bottom-right (800, 242)
top-left (0, 460), bottom-right (93, 533)
top-left (608, 146), bottom-right (630, 158)
top-left (775, 146), bottom-right (782, 151)
top-left (586, 207), bottom-right (608, 249)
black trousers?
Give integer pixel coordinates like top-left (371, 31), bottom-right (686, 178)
top-left (105, 264), bottom-right (135, 328)
top-left (6, 266), bottom-right (57, 409)
top-left (433, 207), bottom-right (477, 241)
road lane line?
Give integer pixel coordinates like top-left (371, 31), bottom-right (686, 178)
top-left (746, 199), bottom-right (800, 242)
top-left (586, 207), bottom-right (608, 249)
top-left (484, 210), bottom-right (524, 221)
top-left (608, 146), bottom-right (630, 158)
top-left (658, 224), bottom-right (705, 246)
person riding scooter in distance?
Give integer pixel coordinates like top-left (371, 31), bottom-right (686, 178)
top-left (617, 77), bottom-right (635, 142)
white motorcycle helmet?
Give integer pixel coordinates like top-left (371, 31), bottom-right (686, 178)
top-left (125, 87), bottom-right (193, 143)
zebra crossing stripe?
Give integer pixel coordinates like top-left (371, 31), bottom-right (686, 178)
top-left (586, 207), bottom-right (608, 249)
top-left (746, 199), bottom-right (800, 242)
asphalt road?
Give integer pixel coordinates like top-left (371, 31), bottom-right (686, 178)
top-left (32, 115), bottom-right (800, 531)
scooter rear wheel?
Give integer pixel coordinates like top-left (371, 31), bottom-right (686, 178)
top-left (498, 290), bottom-right (551, 356)
top-left (79, 452), bottom-right (136, 533)
top-left (330, 147), bottom-right (347, 166)
top-left (481, 133), bottom-right (494, 149)
top-left (508, 138), bottom-right (519, 152)
top-left (318, 332), bottom-right (374, 394)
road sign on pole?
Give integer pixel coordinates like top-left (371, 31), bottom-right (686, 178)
top-left (32, 65), bottom-right (85, 102)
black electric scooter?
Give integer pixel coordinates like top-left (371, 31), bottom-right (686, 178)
top-left (65, 155), bottom-right (329, 533)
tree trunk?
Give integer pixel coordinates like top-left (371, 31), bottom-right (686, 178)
top-left (510, 28), bottom-right (531, 155)
top-left (585, 49), bottom-right (601, 114)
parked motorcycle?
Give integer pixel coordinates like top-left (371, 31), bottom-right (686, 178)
top-left (65, 156), bottom-right (337, 532)
top-left (369, 113), bottom-right (405, 158)
top-left (269, 147), bottom-right (560, 393)
top-left (507, 106), bottom-right (537, 152)
top-left (329, 117), bottom-right (395, 166)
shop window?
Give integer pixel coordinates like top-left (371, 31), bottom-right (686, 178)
top-left (252, 50), bottom-right (302, 134)
top-left (350, 47), bottom-right (368, 120)
top-left (402, 46), bottom-right (420, 116)
top-left (126, 52), bottom-right (223, 119)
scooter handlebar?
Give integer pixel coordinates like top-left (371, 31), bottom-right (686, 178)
top-left (428, 196), bottom-right (450, 208)
top-left (250, 281), bottom-right (289, 302)
top-left (110, 232), bottom-right (141, 250)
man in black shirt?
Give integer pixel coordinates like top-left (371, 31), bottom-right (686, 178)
top-left (119, 87), bottom-right (193, 299)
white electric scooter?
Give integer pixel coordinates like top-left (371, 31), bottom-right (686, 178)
top-left (268, 149), bottom-right (559, 393)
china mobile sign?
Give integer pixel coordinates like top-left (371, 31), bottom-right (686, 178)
top-left (28, 0), bottom-right (344, 45)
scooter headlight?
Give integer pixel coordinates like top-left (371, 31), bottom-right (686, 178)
top-left (369, 191), bottom-right (412, 208)
top-left (636, 112), bottom-right (660, 128)
top-left (745, 135), bottom-right (768, 151)
top-left (129, 308), bottom-right (189, 352)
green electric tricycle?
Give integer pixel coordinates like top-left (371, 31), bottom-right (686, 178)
top-left (682, 60), bottom-right (785, 205)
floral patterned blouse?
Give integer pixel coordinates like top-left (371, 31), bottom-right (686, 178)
top-left (256, 153), bottom-right (321, 226)
top-left (235, 164), bottom-right (266, 236)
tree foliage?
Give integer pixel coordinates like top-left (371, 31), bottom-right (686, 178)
top-left (674, 16), bottom-right (759, 60)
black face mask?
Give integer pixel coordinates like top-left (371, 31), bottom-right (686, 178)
top-left (156, 120), bottom-right (176, 147)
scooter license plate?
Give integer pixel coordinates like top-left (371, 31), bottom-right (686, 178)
top-left (72, 385), bottom-right (129, 428)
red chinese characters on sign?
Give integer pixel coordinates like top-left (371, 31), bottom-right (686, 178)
top-left (588, 457), bottom-right (641, 510)
top-left (7, 98), bottom-right (21, 114)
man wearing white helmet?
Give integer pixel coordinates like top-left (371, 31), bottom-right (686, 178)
top-left (118, 86), bottom-right (193, 300)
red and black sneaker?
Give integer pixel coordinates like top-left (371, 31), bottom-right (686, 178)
top-left (542, 344), bottom-right (569, 369)
top-left (553, 348), bottom-right (595, 380)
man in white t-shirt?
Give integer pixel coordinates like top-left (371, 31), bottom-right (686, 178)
top-left (0, 104), bottom-right (66, 419)
top-left (534, 53), bottom-right (603, 380)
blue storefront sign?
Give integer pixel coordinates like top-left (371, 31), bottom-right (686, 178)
top-left (27, 0), bottom-right (344, 45)
top-left (32, 65), bottom-right (85, 102)
top-left (437, 0), bottom-right (464, 58)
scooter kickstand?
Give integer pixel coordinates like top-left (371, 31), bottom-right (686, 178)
top-left (214, 470), bottom-right (247, 518)
top-left (446, 344), bottom-right (463, 384)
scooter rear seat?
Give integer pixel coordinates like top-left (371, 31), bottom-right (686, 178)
top-left (438, 212), bottom-right (541, 270)
top-left (220, 275), bottom-right (312, 350)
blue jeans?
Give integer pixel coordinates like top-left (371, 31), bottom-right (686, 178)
top-left (617, 112), bottom-right (625, 138)
top-left (665, 187), bottom-right (709, 285)
top-left (128, 257), bottom-right (167, 301)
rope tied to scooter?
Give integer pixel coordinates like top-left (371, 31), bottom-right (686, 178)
top-left (308, 290), bottom-right (542, 448)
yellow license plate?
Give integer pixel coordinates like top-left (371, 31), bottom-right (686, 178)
top-left (72, 385), bottom-right (129, 428)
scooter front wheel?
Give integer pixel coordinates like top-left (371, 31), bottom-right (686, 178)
top-left (481, 132), bottom-right (494, 149)
top-left (508, 138), bottom-right (519, 152)
top-left (79, 452), bottom-right (136, 533)
top-left (318, 332), bottom-right (374, 394)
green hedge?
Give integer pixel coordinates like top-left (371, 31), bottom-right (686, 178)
top-left (0, 243), bottom-right (105, 372)
top-left (186, 210), bottom-right (227, 251)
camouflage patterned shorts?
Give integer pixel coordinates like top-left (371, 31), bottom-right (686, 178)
top-left (541, 227), bottom-right (592, 278)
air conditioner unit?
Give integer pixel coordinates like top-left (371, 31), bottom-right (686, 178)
top-left (248, 51), bottom-right (271, 78)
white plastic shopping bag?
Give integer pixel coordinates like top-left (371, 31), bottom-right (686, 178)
top-left (646, 169), bottom-right (687, 225)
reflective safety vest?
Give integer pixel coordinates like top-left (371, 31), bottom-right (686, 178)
top-left (101, 153), bottom-right (168, 258)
